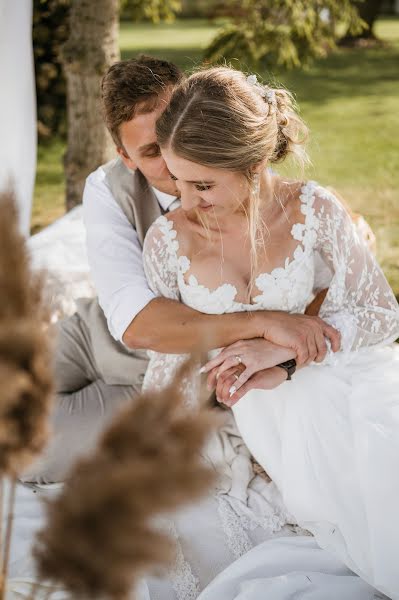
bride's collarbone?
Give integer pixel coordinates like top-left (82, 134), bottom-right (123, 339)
top-left (171, 193), bottom-right (306, 291)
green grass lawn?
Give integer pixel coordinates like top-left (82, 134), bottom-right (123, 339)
top-left (34, 17), bottom-right (399, 293)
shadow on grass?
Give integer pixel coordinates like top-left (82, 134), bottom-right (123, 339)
top-left (122, 35), bottom-right (399, 104)
top-left (121, 47), bottom-right (205, 72)
top-left (278, 45), bottom-right (399, 104)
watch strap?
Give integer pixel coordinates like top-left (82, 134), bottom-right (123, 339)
top-left (276, 358), bottom-right (297, 381)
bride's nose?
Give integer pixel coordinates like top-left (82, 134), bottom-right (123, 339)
top-left (180, 185), bottom-right (200, 212)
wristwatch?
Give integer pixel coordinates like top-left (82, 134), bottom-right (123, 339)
top-left (276, 358), bottom-right (297, 381)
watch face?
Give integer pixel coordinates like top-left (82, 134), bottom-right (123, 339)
top-left (280, 359), bottom-right (296, 370)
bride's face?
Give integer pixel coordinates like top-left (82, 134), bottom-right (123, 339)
top-left (161, 147), bottom-right (250, 217)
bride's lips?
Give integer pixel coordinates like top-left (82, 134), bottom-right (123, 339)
top-left (198, 203), bottom-right (214, 211)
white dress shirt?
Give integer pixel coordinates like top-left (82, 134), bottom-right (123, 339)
top-left (82, 164), bottom-right (179, 342)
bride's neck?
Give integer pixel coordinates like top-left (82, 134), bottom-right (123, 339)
top-left (212, 170), bottom-right (277, 232)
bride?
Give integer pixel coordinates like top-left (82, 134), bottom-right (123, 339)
top-left (141, 66), bottom-right (399, 599)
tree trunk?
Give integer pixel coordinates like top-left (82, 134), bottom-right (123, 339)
top-left (341, 0), bottom-right (382, 43)
top-left (356, 0), bottom-right (382, 36)
top-left (61, 0), bottom-right (120, 211)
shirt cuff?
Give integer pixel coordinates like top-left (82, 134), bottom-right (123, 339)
top-left (105, 288), bottom-right (156, 342)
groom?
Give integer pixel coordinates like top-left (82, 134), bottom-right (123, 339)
top-left (22, 55), bottom-right (340, 484)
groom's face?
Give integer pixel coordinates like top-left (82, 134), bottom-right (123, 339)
top-left (117, 90), bottom-right (179, 196)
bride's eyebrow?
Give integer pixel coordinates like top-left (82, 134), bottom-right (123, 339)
top-left (189, 179), bottom-right (215, 184)
top-left (169, 172), bottom-right (215, 184)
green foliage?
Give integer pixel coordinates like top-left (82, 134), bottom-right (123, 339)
top-left (120, 0), bottom-right (182, 23)
top-left (33, 0), bottom-right (70, 139)
top-left (179, 0), bottom-right (227, 19)
top-left (204, 0), bottom-right (366, 70)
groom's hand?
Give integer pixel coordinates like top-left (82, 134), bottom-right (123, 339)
top-left (256, 311), bottom-right (340, 366)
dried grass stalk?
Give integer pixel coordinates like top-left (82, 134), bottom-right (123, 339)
top-left (0, 188), bottom-right (54, 476)
top-left (0, 188), bottom-right (54, 600)
top-left (34, 359), bottom-right (219, 600)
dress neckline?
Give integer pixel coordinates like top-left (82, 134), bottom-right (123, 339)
top-left (158, 181), bottom-right (319, 310)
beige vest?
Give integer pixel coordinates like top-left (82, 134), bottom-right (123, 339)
top-left (76, 158), bottom-right (165, 386)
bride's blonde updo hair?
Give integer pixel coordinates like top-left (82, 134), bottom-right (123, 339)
top-left (156, 66), bottom-right (309, 291)
top-left (157, 65), bottom-right (308, 172)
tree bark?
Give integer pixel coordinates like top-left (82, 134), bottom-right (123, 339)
top-left (61, 0), bottom-right (120, 211)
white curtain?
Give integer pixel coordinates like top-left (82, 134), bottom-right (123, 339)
top-left (0, 0), bottom-right (36, 236)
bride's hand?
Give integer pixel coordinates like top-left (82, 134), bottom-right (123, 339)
top-left (202, 338), bottom-right (295, 392)
top-left (216, 366), bottom-right (287, 407)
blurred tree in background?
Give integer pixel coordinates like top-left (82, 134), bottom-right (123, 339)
top-left (32, 0), bottom-right (70, 140)
top-left (61, 0), bottom-right (120, 210)
top-left (204, 0), bottom-right (366, 69)
top-left (341, 0), bottom-right (384, 43)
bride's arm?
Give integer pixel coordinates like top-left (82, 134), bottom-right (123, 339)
top-left (313, 185), bottom-right (399, 361)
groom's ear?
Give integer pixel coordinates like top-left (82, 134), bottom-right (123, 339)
top-left (117, 147), bottom-right (137, 171)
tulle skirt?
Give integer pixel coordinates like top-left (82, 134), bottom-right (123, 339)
top-left (232, 344), bottom-right (399, 600)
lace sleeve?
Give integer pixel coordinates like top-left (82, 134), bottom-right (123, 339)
top-left (142, 215), bottom-right (180, 300)
top-left (142, 216), bottom-right (201, 403)
top-left (311, 184), bottom-right (399, 360)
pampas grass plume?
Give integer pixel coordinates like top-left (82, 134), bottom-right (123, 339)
top-left (0, 189), bottom-right (53, 475)
top-left (34, 359), bottom-right (219, 600)
top-left (0, 188), bottom-right (54, 600)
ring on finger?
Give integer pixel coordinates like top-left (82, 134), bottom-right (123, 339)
top-left (233, 373), bottom-right (240, 381)
top-left (235, 355), bottom-right (242, 365)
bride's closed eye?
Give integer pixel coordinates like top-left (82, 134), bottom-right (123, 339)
top-left (195, 183), bottom-right (213, 191)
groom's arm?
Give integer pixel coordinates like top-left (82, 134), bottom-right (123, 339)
top-left (122, 297), bottom-right (340, 366)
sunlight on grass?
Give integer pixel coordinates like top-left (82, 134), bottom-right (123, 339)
top-left (32, 138), bottom-right (65, 233)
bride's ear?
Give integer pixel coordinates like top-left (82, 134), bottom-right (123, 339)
top-left (117, 147), bottom-right (137, 171)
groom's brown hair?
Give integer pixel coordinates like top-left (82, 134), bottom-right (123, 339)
top-left (101, 55), bottom-right (183, 149)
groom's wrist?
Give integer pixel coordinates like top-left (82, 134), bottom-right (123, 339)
top-left (248, 310), bottom-right (277, 338)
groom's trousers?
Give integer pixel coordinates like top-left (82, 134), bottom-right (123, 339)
top-left (20, 311), bottom-right (141, 484)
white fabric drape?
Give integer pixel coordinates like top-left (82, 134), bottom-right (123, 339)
top-left (0, 0), bottom-right (36, 235)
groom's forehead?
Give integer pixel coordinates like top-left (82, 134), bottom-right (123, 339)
top-left (120, 110), bottom-right (158, 152)
top-left (120, 94), bottom-right (170, 150)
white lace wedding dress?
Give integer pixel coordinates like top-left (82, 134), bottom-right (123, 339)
top-left (142, 181), bottom-right (399, 600)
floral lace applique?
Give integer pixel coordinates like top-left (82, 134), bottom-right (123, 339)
top-left (167, 520), bottom-right (200, 600)
top-left (310, 182), bottom-right (399, 358)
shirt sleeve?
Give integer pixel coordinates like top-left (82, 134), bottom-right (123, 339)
top-left (312, 184), bottom-right (399, 362)
top-left (82, 166), bottom-right (155, 342)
